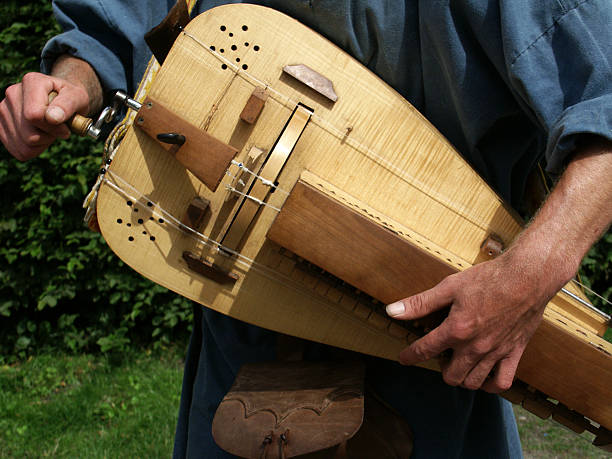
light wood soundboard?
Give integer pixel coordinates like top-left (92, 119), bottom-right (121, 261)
top-left (95, 4), bottom-right (612, 448)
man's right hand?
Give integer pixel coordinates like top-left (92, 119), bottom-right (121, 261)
top-left (0, 72), bottom-right (90, 161)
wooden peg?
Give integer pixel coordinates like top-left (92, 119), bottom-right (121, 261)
top-left (552, 403), bottom-right (589, 434)
top-left (522, 390), bottom-right (554, 419)
top-left (240, 87), bottom-right (268, 124)
top-left (183, 196), bottom-right (210, 231)
top-left (480, 234), bottom-right (504, 259)
top-left (593, 427), bottom-right (612, 452)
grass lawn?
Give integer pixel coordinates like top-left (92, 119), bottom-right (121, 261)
top-left (1, 348), bottom-right (608, 457)
top-left (0, 348), bottom-right (184, 457)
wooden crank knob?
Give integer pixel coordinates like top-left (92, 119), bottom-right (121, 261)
top-left (48, 90), bottom-right (93, 137)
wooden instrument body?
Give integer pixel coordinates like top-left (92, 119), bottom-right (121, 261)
top-left (95, 5), bottom-right (612, 432)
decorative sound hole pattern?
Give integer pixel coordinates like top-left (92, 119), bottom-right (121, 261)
top-left (115, 199), bottom-right (159, 242)
top-left (214, 23), bottom-right (260, 71)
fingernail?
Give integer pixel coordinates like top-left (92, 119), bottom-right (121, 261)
top-left (386, 301), bottom-right (405, 317)
top-left (46, 106), bottom-right (65, 123)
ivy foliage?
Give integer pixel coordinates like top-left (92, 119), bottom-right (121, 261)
top-left (0, 1), bottom-right (192, 361)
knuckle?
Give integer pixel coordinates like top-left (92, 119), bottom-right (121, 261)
top-left (22, 105), bottom-right (42, 124)
top-left (24, 132), bottom-right (42, 146)
top-left (449, 320), bottom-right (473, 341)
top-left (471, 340), bottom-right (492, 356)
top-left (411, 344), bottom-right (429, 362)
top-left (404, 294), bottom-right (426, 316)
top-left (440, 273), bottom-right (461, 292)
top-left (4, 84), bottom-right (18, 100)
top-left (21, 72), bottom-right (41, 85)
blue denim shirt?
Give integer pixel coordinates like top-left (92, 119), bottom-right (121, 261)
top-left (42, 1), bottom-right (611, 458)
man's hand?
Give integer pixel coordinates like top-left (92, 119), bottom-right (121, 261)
top-left (386, 250), bottom-right (557, 393)
top-left (387, 138), bottom-right (612, 393)
top-left (0, 56), bottom-right (102, 161)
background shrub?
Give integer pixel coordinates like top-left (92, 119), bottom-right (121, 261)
top-left (0, 1), bottom-right (192, 361)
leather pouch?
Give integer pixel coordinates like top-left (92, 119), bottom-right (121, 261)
top-left (212, 361), bottom-right (365, 458)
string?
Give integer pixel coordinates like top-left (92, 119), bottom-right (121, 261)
top-left (100, 169), bottom-right (396, 334)
top-left (229, 160), bottom-right (290, 195)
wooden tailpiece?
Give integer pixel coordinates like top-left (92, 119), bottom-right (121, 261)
top-left (136, 96), bottom-right (237, 191)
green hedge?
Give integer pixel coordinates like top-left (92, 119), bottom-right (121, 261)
top-left (0, 2), bottom-right (192, 360)
top-left (0, 2), bottom-right (609, 361)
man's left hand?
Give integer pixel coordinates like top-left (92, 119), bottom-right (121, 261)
top-left (386, 250), bottom-right (553, 393)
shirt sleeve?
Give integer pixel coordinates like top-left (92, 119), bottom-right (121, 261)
top-left (501, 0), bottom-right (612, 174)
top-left (41, 0), bottom-right (173, 95)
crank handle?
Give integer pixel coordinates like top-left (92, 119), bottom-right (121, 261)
top-left (48, 90), bottom-right (142, 140)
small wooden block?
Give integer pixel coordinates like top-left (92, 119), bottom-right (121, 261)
top-left (501, 385), bottom-right (526, 405)
top-left (480, 234), bottom-right (504, 259)
top-left (353, 303), bottom-right (371, 320)
top-left (183, 251), bottom-right (238, 285)
top-left (339, 294), bottom-right (357, 311)
top-left (314, 281), bottom-right (330, 297)
top-left (239, 87), bottom-right (268, 124)
top-left (183, 196), bottom-right (210, 230)
top-left (326, 287), bottom-right (343, 303)
top-left (522, 395), bottom-right (554, 419)
top-left (552, 404), bottom-right (589, 434)
top-left (277, 256), bottom-right (296, 275)
top-left (593, 427), bottom-right (612, 452)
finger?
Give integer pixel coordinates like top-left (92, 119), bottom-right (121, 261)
top-left (439, 349), bottom-right (481, 387)
top-left (20, 73), bottom-right (56, 129)
top-left (398, 323), bottom-right (452, 366)
top-left (21, 73), bottom-right (87, 133)
top-left (10, 75), bottom-right (68, 139)
top-left (461, 356), bottom-right (498, 390)
top-left (46, 80), bottom-right (89, 121)
top-left (1, 97), bottom-right (53, 160)
top-left (386, 277), bottom-right (455, 320)
top-left (481, 348), bottom-right (522, 394)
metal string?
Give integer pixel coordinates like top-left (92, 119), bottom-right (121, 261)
top-left (100, 169), bottom-right (395, 333)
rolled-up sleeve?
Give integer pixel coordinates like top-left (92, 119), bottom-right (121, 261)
top-left (41, 0), bottom-right (172, 95)
top-left (501, 0), bottom-right (612, 173)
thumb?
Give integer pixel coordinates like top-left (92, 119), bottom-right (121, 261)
top-left (386, 277), bottom-right (455, 320)
top-left (45, 102), bottom-right (67, 124)
top-left (45, 85), bottom-right (88, 125)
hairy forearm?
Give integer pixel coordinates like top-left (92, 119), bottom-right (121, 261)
top-left (388, 136), bottom-right (612, 392)
top-left (506, 137), bottom-right (612, 292)
top-left (50, 55), bottom-right (103, 116)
